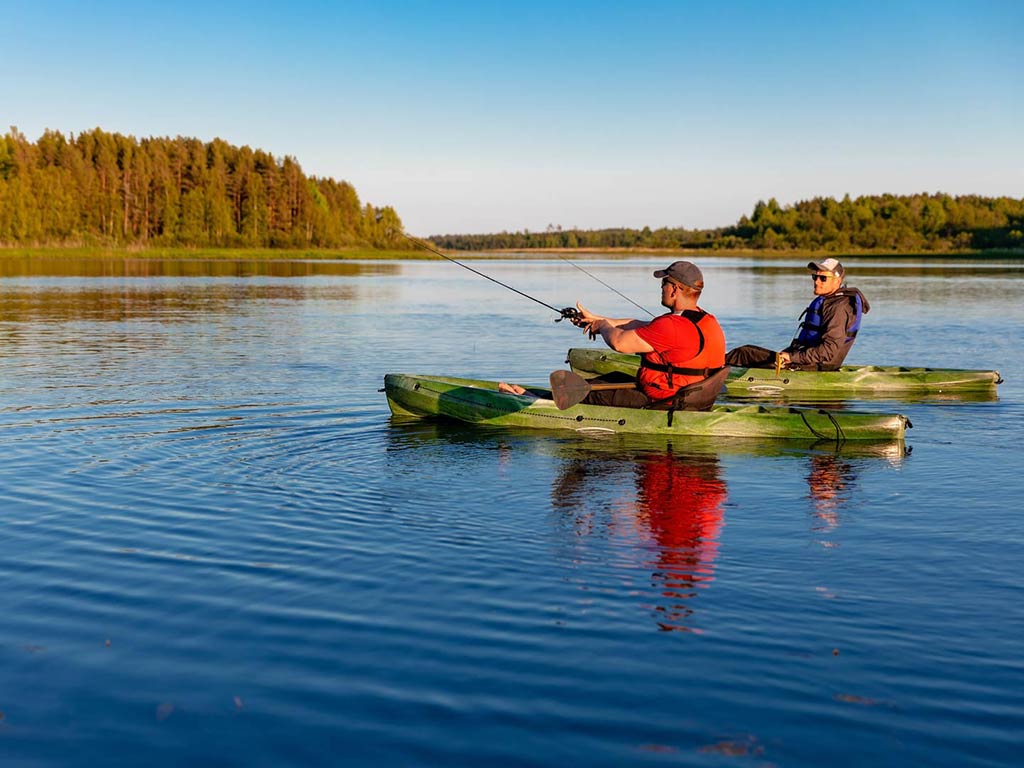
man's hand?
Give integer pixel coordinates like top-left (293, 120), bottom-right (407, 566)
top-left (572, 302), bottom-right (604, 340)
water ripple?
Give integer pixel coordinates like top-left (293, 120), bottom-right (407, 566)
top-left (1, 264), bottom-right (1022, 767)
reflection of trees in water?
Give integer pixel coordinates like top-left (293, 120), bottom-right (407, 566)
top-left (0, 257), bottom-right (398, 329)
top-left (0, 284), bottom-right (361, 326)
top-left (552, 448), bottom-right (726, 633)
top-left (0, 255), bottom-right (400, 279)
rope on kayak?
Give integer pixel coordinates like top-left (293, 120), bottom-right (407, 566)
top-left (799, 408), bottom-right (847, 445)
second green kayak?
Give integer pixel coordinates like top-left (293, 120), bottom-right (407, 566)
top-left (566, 347), bottom-right (1002, 399)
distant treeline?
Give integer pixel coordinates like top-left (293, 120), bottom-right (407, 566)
top-left (430, 193), bottom-right (1024, 252)
top-left (5, 127), bottom-right (1022, 255)
top-left (0, 128), bottom-right (407, 249)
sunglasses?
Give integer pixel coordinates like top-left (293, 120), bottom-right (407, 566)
top-left (813, 274), bottom-right (836, 282)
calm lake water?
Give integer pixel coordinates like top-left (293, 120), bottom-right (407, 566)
top-left (1, 254), bottom-right (1022, 766)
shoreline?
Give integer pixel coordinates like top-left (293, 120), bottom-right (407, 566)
top-left (1, 245), bottom-right (1022, 261)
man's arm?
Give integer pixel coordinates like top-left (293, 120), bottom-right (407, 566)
top-left (573, 302), bottom-right (655, 354)
top-left (592, 320), bottom-right (655, 354)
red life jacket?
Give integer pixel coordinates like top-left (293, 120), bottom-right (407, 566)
top-left (637, 309), bottom-right (726, 399)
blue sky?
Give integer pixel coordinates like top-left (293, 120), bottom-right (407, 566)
top-left (3, 0), bottom-right (1021, 236)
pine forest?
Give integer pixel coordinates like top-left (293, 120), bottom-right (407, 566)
top-left (0, 128), bottom-right (404, 249)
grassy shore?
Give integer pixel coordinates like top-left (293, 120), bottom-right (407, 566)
top-left (1, 245), bottom-right (1021, 260)
top-left (0, 246), bottom-right (422, 260)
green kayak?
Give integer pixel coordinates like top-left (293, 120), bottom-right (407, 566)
top-left (566, 347), bottom-right (1002, 399)
top-left (384, 373), bottom-right (911, 441)
top-left (388, 418), bottom-right (911, 462)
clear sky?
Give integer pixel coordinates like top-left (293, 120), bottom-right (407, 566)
top-left (3, 0), bottom-right (1021, 236)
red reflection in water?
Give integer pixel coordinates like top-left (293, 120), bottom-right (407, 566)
top-left (633, 452), bottom-right (726, 632)
top-left (552, 448), bottom-right (726, 633)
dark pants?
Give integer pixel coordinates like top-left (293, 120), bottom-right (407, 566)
top-left (581, 372), bottom-right (651, 408)
top-left (725, 344), bottom-right (777, 369)
top-left (580, 369), bottom-right (728, 411)
top-left (725, 344), bottom-right (828, 371)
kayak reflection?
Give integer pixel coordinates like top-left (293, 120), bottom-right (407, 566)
top-left (806, 454), bottom-right (857, 546)
top-left (551, 445), bottom-right (726, 633)
top-left (385, 421), bottom-right (909, 632)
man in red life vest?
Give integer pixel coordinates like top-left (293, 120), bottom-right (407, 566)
top-left (570, 260), bottom-right (727, 409)
top-left (725, 258), bottom-right (869, 371)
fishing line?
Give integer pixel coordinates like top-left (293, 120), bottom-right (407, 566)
top-left (557, 255), bottom-right (654, 317)
top-left (391, 227), bottom-right (580, 322)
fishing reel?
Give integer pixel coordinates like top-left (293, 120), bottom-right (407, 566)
top-left (556, 307), bottom-right (583, 323)
top-left (557, 307), bottom-right (597, 339)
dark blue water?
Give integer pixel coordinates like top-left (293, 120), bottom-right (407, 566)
top-left (1, 256), bottom-right (1022, 766)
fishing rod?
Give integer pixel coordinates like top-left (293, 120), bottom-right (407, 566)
top-left (556, 255), bottom-right (654, 317)
top-left (389, 225), bottom-right (582, 323)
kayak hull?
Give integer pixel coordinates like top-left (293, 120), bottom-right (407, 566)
top-left (388, 418), bottom-right (911, 461)
top-left (384, 373), bottom-right (910, 441)
top-left (566, 348), bottom-right (1001, 398)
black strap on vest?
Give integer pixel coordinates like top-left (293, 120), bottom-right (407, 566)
top-left (644, 366), bottom-right (731, 425)
top-left (638, 310), bottom-right (709, 388)
top-left (679, 309), bottom-right (708, 353)
top-left (639, 360), bottom-right (716, 377)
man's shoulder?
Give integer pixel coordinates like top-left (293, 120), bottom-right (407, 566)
top-left (693, 306), bottom-right (720, 322)
top-left (649, 310), bottom-right (714, 328)
top-left (838, 286), bottom-right (869, 313)
top-left (824, 289), bottom-right (862, 309)
top-left (640, 312), bottom-right (701, 335)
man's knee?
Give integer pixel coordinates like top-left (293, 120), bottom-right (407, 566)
top-left (725, 345), bottom-right (776, 368)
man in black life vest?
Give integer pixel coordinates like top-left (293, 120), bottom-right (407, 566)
top-left (724, 258), bottom-right (870, 372)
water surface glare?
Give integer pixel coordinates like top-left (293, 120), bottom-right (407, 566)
top-left (1, 255), bottom-right (1022, 766)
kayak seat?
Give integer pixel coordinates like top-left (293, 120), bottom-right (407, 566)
top-left (644, 366), bottom-right (732, 413)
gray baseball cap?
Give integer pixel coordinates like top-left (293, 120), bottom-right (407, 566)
top-left (808, 257), bottom-right (845, 277)
top-left (653, 260), bottom-right (704, 289)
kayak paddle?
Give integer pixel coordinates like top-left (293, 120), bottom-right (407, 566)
top-left (549, 370), bottom-right (636, 410)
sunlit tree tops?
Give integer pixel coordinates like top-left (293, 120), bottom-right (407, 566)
top-left (431, 194), bottom-right (1024, 252)
top-left (0, 127), bottom-right (406, 249)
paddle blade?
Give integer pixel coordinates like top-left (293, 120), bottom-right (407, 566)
top-left (550, 369), bottom-right (592, 410)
